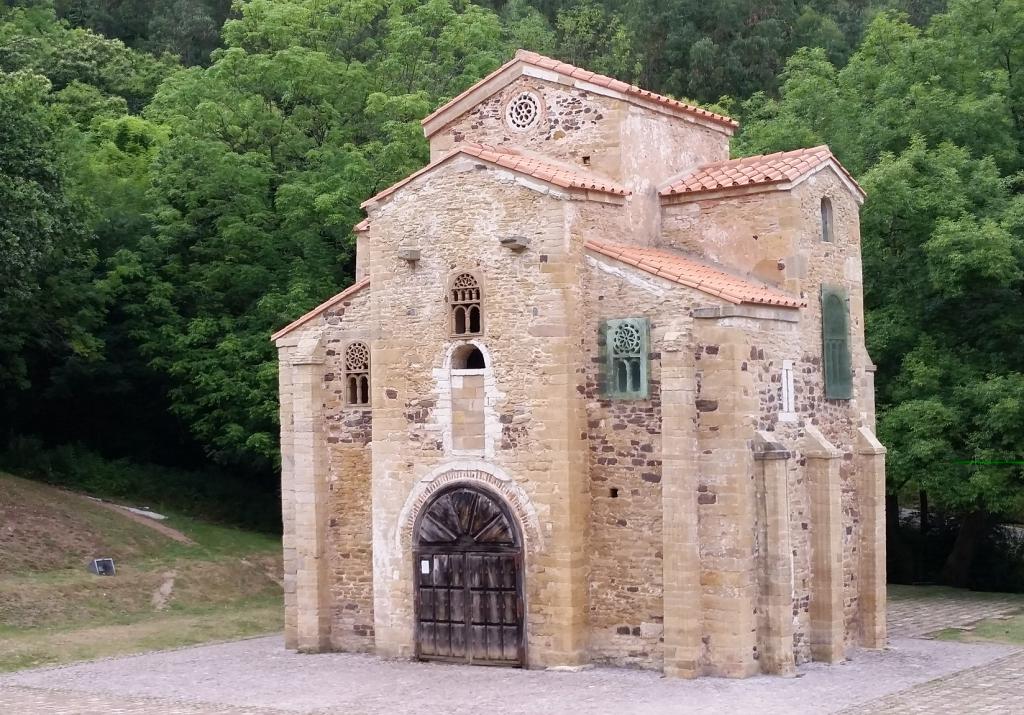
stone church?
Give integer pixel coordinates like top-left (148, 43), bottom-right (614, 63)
top-left (271, 50), bottom-right (887, 678)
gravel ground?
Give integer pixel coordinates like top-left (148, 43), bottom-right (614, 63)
top-left (839, 650), bottom-right (1024, 714)
top-left (1, 635), bottom-right (1018, 715)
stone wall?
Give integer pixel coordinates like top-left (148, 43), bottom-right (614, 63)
top-left (788, 171), bottom-right (871, 653)
top-left (580, 256), bottom-right (709, 669)
top-left (662, 167), bottom-right (875, 661)
top-left (363, 159), bottom-right (592, 667)
top-left (319, 284), bottom-right (376, 651)
top-left (451, 371), bottom-right (486, 452)
top-left (661, 190), bottom-right (797, 290)
top-left (431, 75), bottom-right (623, 178)
top-left (432, 75), bottom-right (729, 246)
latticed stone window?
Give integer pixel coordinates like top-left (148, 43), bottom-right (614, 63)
top-left (506, 91), bottom-right (541, 130)
top-left (450, 273), bottom-right (482, 336)
top-left (821, 286), bottom-right (852, 400)
top-left (345, 341), bottom-right (370, 406)
top-left (602, 318), bottom-right (650, 400)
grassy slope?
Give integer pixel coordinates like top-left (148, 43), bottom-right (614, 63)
top-left (0, 473), bottom-right (283, 671)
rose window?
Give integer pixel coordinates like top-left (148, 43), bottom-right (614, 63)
top-left (505, 92), bottom-right (540, 130)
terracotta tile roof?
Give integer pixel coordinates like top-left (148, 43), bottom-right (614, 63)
top-left (354, 218), bottom-right (369, 233)
top-left (585, 239), bottom-right (805, 308)
top-left (660, 146), bottom-right (865, 200)
top-left (422, 49), bottom-right (737, 135)
top-left (361, 142), bottom-right (628, 208)
top-left (271, 277), bottom-right (370, 342)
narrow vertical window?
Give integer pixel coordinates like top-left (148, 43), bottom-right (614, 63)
top-left (821, 286), bottom-right (852, 400)
top-left (344, 341), bottom-right (370, 406)
top-left (450, 273), bottom-right (482, 336)
top-left (821, 197), bottom-right (834, 242)
top-left (602, 318), bottom-right (649, 399)
top-left (780, 359), bottom-right (795, 419)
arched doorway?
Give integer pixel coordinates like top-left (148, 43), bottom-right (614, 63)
top-left (413, 484), bottom-right (524, 666)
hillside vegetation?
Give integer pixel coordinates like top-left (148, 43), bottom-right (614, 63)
top-left (4, 0), bottom-right (1024, 587)
top-left (0, 473), bottom-right (283, 672)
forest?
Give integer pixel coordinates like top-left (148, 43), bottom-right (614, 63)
top-left (2, 0), bottom-right (1023, 588)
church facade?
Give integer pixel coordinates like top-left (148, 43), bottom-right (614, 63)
top-left (271, 50), bottom-right (887, 678)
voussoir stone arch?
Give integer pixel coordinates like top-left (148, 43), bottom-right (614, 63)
top-left (397, 463), bottom-right (543, 553)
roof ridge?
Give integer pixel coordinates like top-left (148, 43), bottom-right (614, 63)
top-left (421, 49), bottom-right (738, 136)
top-left (477, 143), bottom-right (617, 182)
top-left (693, 145), bottom-right (832, 171)
top-left (585, 238), bottom-right (805, 308)
top-left (659, 144), bottom-right (864, 201)
top-left (510, 50), bottom-right (737, 129)
top-left (362, 143), bottom-right (629, 207)
top-left (271, 276), bottom-right (371, 342)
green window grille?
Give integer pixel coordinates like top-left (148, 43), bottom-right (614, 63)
top-left (601, 318), bottom-right (650, 400)
top-left (821, 285), bottom-right (852, 400)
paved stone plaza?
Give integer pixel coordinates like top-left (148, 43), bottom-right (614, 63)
top-left (1, 590), bottom-right (1022, 714)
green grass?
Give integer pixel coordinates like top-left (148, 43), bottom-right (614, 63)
top-left (0, 601), bottom-right (282, 672)
top-left (0, 472), bottom-right (284, 671)
top-left (893, 584), bottom-right (1024, 645)
top-left (935, 612), bottom-right (1024, 645)
top-left (889, 584), bottom-right (1024, 603)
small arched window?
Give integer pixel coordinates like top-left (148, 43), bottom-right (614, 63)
top-left (452, 344), bottom-right (487, 370)
top-left (344, 341), bottom-right (370, 406)
top-left (821, 197), bottom-right (834, 242)
top-left (450, 273), bottom-right (482, 336)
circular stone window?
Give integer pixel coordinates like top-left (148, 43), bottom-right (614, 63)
top-left (505, 91), bottom-right (541, 131)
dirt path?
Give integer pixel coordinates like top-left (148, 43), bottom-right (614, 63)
top-left (151, 571), bottom-right (177, 610)
top-left (81, 496), bottom-right (195, 545)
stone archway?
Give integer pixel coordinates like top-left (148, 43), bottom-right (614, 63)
top-left (413, 483), bottom-right (525, 666)
top-left (397, 464), bottom-right (542, 554)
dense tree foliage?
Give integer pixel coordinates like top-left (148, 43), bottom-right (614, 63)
top-left (10, 0), bottom-right (1024, 582)
top-left (0, 70), bottom-right (96, 391)
top-left (738, 2), bottom-right (1024, 583)
top-left (54, 0), bottom-right (232, 66)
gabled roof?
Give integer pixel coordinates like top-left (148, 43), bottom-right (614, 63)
top-left (271, 277), bottom-right (370, 342)
top-left (585, 239), bottom-right (806, 308)
top-left (421, 49), bottom-right (737, 138)
top-left (659, 146), bottom-right (865, 203)
top-left (361, 142), bottom-right (629, 209)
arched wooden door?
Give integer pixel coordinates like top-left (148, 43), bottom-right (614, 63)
top-left (413, 485), bottom-right (524, 666)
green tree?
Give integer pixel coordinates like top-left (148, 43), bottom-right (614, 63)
top-left (0, 4), bottom-right (174, 110)
top-left (122, 0), bottom-right (513, 468)
top-left (0, 70), bottom-right (99, 392)
top-left (55, 0), bottom-right (231, 66)
top-left (735, 2), bottom-right (1024, 584)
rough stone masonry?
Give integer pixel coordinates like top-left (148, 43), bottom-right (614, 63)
top-left (271, 49), bottom-right (886, 678)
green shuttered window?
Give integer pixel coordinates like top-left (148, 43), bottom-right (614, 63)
top-left (601, 318), bottom-right (650, 400)
top-left (821, 285), bottom-right (852, 400)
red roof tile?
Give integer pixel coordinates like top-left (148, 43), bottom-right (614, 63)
top-left (354, 218), bottom-right (369, 233)
top-left (586, 239), bottom-right (805, 308)
top-left (421, 49), bottom-right (737, 135)
top-left (270, 277), bottom-right (370, 342)
top-left (660, 146), bottom-right (865, 200)
top-left (361, 143), bottom-right (628, 208)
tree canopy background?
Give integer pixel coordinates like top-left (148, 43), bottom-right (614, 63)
top-left (3, 0), bottom-right (1023, 585)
